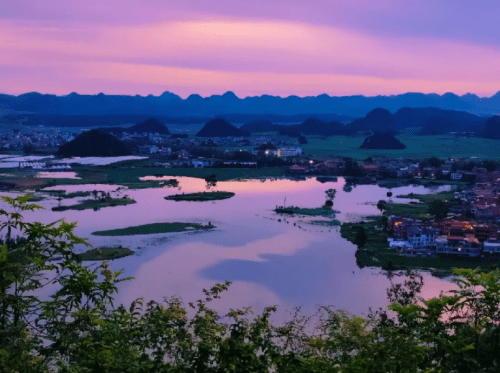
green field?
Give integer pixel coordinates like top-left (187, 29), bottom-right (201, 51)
top-left (300, 135), bottom-right (500, 159)
top-left (78, 246), bottom-right (134, 261)
top-left (52, 197), bottom-right (136, 211)
top-left (92, 222), bottom-right (214, 236)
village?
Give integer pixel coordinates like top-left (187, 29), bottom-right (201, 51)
top-left (385, 178), bottom-right (500, 260)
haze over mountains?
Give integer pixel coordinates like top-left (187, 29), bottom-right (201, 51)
top-left (1, 91), bottom-right (500, 117)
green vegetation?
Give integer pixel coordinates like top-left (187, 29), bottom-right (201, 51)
top-left (396, 190), bottom-right (457, 203)
top-left (78, 246), bottom-right (134, 261)
top-left (275, 206), bottom-right (338, 217)
top-left (376, 178), bottom-right (468, 188)
top-left (308, 219), bottom-right (341, 226)
top-left (92, 222), bottom-right (214, 236)
top-left (165, 191), bottom-right (235, 202)
top-left (380, 191), bottom-right (458, 221)
top-left (6, 196), bottom-right (500, 372)
top-left (381, 202), bottom-right (433, 220)
top-left (52, 197), bottom-right (136, 211)
top-left (47, 190), bottom-right (93, 198)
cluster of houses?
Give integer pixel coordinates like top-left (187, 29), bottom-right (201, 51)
top-left (453, 182), bottom-right (500, 222)
top-left (1, 130), bottom-right (75, 150)
top-left (388, 215), bottom-right (500, 258)
top-left (383, 167), bottom-right (500, 259)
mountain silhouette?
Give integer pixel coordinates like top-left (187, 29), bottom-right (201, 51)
top-left (57, 129), bottom-right (131, 157)
top-left (347, 108), bottom-right (397, 133)
top-left (394, 107), bottom-right (483, 131)
top-left (239, 120), bottom-right (278, 133)
top-left (196, 118), bottom-right (249, 137)
top-left (2, 91), bottom-right (500, 117)
top-left (359, 133), bottom-right (406, 149)
top-left (128, 118), bottom-right (170, 134)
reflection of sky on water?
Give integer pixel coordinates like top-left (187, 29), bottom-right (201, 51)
top-left (2, 177), bottom-right (456, 318)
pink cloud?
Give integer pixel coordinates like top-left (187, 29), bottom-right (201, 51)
top-left (1, 17), bottom-right (500, 96)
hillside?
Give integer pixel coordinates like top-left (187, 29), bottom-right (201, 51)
top-left (394, 107), bottom-right (483, 130)
top-left (479, 115), bottom-right (500, 140)
top-left (359, 133), bottom-right (406, 149)
top-left (129, 118), bottom-right (170, 134)
top-left (99, 118), bottom-right (170, 135)
top-left (298, 117), bottom-right (353, 136)
top-left (239, 120), bottom-right (278, 133)
top-left (418, 117), bottom-right (457, 135)
top-left (57, 129), bottom-right (132, 157)
top-left (273, 117), bottom-right (354, 137)
top-left (347, 108), bottom-right (397, 133)
top-left (196, 118), bottom-right (249, 137)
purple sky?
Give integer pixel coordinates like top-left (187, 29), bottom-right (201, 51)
top-left (1, 0), bottom-right (499, 97)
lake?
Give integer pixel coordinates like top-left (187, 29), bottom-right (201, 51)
top-left (3, 176), bottom-right (457, 320)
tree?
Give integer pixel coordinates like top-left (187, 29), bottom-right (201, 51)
top-left (354, 226), bottom-right (368, 248)
top-left (428, 200), bottom-right (450, 220)
top-left (205, 174), bottom-right (217, 189)
top-left (377, 200), bottom-right (387, 211)
top-left (325, 188), bottom-right (337, 200)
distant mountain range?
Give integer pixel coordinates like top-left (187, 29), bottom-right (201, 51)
top-left (1, 91), bottom-right (500, 118)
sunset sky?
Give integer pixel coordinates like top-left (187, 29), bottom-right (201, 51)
top-left (1, 1), bottom-right (499, 97)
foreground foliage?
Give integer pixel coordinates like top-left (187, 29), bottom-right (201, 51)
top-left (3, 196), bottom-right (500, 372)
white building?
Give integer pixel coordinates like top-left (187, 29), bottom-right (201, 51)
top-left (277, 147), bottom-right (302, 157)
top-left (484, 240), bottom-right (500, 254)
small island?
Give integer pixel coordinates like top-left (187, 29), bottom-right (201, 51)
top-left (52, 197), bottom-right (136, 211)
top-left (78, 246), bottom-right (134, 261)
top-left (165, 191), bottom-right (235, 202)
top-left (274, 206), bottom-right (337, 217)
top-left (48, 190), bottom-right (93, 199)
top-left (92, 222), bottom-right (215, 236)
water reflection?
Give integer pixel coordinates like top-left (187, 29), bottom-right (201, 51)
top-left (2, 177), bottom-right (456, 318)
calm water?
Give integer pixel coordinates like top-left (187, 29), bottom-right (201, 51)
top-left (3, 177), bottom-right (457, 319)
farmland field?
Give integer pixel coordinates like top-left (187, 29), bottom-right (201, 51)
top-left (300, 135), bottom-right (500, 159)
